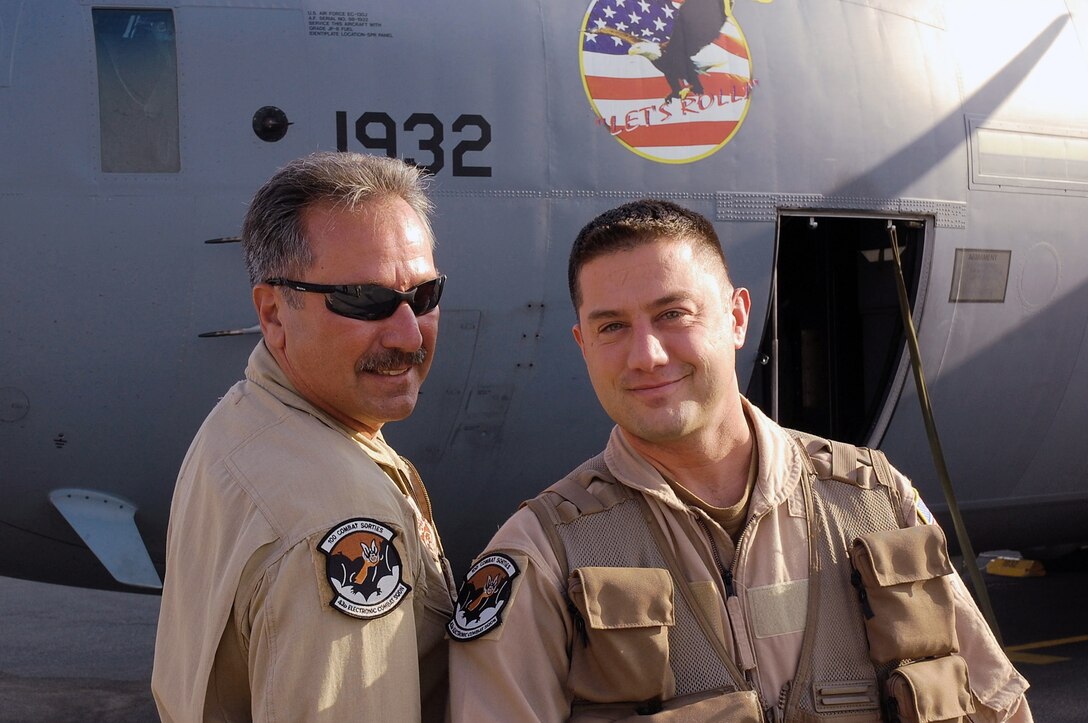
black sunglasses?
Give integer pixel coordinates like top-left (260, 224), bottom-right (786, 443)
top-left (265, 275), bottom-right (446, 321)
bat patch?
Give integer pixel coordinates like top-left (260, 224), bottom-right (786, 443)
top-left (447, 552), bottom-right (520, 641)
top-left (318, 518), bottom-right (411, 619)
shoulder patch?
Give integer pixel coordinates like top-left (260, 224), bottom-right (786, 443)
top-left (318, 518), bottom-right (411, 619)
top-left (447, 553), bottom-right (520, 641)
top-left (915, 491), bottom-right (936, 525)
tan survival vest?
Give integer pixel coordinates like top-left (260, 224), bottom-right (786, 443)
top-left (524, 432), bottom-right (967, 722)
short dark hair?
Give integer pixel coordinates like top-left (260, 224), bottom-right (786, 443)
top-left (242, 152), bottom-right (433, 307)
top-left (568, 199), bottom-right (729, 310)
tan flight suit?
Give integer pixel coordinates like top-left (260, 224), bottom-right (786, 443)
top-left (153, 341), bottom-right (455, 722)
top-left (448, 398), bottom-right (1030, 722)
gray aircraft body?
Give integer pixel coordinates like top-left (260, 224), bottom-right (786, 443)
top-left (2, 0), bottom-right (1087, 591)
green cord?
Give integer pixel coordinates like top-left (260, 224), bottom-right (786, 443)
top-left (886, 221), bottom-right (1004, 647)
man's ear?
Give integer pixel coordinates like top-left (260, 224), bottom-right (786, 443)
top-left (253, 284), bottom-right (285, 350)
top-left (731, 287), bottom-right (752, 349)
top-left (572, 323), bottom-right (587, 360)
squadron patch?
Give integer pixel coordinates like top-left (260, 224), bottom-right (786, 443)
top-left (915, 493), bottom-right (936, 526)
top-left (447, 553), bottom-right (520, 641)
top-left (318, 518), bottom-right (411, 620)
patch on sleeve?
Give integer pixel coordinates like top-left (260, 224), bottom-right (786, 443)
top-left (914, 491), bottom-right (936, 525)
top-left (317, 518), bottom-right (411, 619)
top-left (447, 552), bottom-right (521, 641)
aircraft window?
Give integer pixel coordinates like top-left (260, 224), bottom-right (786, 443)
top-left (968, 118), bottom-right (1088, 195)
top-left (93, 9), bottom-right (180, 173)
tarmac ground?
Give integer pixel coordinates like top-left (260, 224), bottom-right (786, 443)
top-left (0, 549), bottom-right (1085, 721)
top-left (0, 576), bottom-right (159, 722)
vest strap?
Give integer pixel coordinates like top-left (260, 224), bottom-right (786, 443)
top-left (868, 448), bottom-right (907, 527)
top-left (789, 433), bottom-right (819, 478)
top-left (523, 496), bottom-right (570, 577)
top-left (829, 439), bottom-right (857, 482)
top-left (631, 494), bottom-right (750, 691)
top-left (552, 475), bottom-right (607, 515)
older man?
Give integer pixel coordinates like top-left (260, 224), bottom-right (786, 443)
top-left (449, 200), bottom-right (1030, 722)
top-left (153, 152), bottom-right (455, 722)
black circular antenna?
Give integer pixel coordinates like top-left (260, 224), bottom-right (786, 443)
top-left (252, 106), bottom-right (291, 142)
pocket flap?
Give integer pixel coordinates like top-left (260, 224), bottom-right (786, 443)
top-left (570, 566), bottom-right (674, 629)
top-left (889, 655), bottom-right (975, 721)
top-left (851, 524), bottom-right (953, 587)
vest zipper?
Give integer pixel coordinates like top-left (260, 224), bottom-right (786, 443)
top-left (696, 516), bottom-right (767, 717)
top-left (696, 516), bottom-right (730, 588)
top-left (775, 681), bottom-right (791, 722)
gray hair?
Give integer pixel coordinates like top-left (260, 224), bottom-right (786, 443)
top-left (242, 152), bottom-right (434, 307)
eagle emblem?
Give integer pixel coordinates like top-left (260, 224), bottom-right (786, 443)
top-left (580, 0), bottom-right (759, 163)
top-left (318, 518), bottom-right (411, 619)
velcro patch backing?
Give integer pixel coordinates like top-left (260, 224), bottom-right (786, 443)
top-left (747, 579), bottom-right (808, 639)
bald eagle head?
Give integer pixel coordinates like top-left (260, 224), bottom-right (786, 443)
top-left (628, 40), bottom-right (662, 61)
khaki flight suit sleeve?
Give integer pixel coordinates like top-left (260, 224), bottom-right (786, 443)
top-left (897, 477), bottom-right (1033, 723)
top-left (243, 533), bottom-right (425, 722)
top-left (449, 508), bottom-right (574, 723)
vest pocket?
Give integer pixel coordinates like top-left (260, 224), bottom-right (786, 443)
top-left (571, 688), bottom-right (763, 722)
top-left (848, 525), bottom-right (958, 663)
top-left (567, 566), bottom-right (676, 704)
top-left (885, 655), bottom-right (975, 722)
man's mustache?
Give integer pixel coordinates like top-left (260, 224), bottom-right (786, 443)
top-left (357, 348), bottom-right (428, 373)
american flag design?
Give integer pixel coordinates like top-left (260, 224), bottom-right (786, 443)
top-left (580, 0), bottom-right (754, 163)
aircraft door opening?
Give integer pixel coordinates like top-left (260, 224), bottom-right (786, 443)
top-left (747, 215), bottom-right (927, 447)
